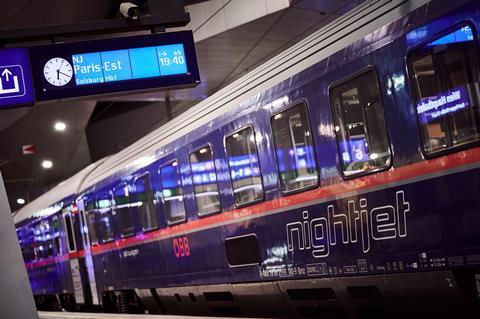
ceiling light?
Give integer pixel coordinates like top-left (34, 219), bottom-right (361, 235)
top-left (17, 198), bottom-right (25, 205)
top-left (41, 160), bottom-right (53, 169)
top-left (53, 121), bottom-right (66, 132)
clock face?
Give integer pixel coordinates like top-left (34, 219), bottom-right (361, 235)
top-left (43, 57), bottom-right (73, 86)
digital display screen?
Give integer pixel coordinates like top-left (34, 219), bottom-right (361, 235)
top-left (72, 44), bottom-right (188, 85)
top-left (428, 26), bottom-right (473, 46)
top-left (29, 31), bottom-right (200, 102)
top-left (407, 25), bottom-right (474, 47)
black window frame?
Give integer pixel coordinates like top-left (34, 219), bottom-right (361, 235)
top-left (86, 210), bottom-right (99, 246)
top-left (133, 172), bottom-right (159, 232)
top-left (159, 159), bottom-right (187, 226)
top-left (189, 143), bottom-right (222, 217)
top-left (224, 125), bottom-right (264, 208)
top-left (94, 191), bottom-right (115, 244)
top-left (112, 182), bottom-right (136, 238)
top-left (406, 21), bottom-right (480, 158)
top-left (328, 66), bottom-right (392, 180)
top-left (270, 99), bottom-right (320, 195)
top-left (63, 211), bottom-right (77, 252)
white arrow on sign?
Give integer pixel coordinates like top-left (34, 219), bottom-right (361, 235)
top-left (2, 68), bottom-right (12, 81)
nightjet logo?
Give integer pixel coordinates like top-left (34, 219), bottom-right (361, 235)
top-left (286, 191), bottom-right (410, 258)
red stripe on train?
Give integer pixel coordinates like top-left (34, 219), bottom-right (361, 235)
top-left (25, 147), bottom-right (480, 268)
top-left (25, 250), bottom-right (85, 270)
top-left (89, 147), bottom-right (480, 255)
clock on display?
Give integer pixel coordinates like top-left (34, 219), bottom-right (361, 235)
top-left (43, 57), bottom-right (73, 86)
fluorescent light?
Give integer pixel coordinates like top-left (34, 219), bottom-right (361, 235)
top-left (53, 121), bottom-right (66, 132)
top-left (17, 198), bottom-right (25, 205)
top-left (41, 160), bottom-right (53, 169)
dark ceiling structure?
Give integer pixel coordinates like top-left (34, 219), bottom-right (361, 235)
top-left (0, 0), bottom-right (363, 212)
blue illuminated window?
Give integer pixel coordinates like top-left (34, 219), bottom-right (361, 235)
top-left (160, 161), bottom-right (186, 224)
top-left (408, 24), bottom-right (480, 155)
top-left (330, 70), bottom-right (391, 177)
top-left (271, 102), bottom-right (318, 192)
top-left (226, 127), bottom-right (263, 206)
top-left (190, 146), bottom-right (221, 216)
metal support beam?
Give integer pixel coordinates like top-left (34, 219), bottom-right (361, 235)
top-left (0, 0), bottom-right (189, 43)
top-left (0, 172), bottom-right (38, 318)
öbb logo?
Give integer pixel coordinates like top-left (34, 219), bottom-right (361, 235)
top-left (286, 191), bottom-right (410, 258)
top-left (173, 236), bottom-right (190, 258)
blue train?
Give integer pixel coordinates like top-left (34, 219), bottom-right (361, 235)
top-left (13, 0), bottom-right (480, 317)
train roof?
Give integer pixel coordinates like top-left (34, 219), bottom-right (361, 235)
top-left (80, 0), bottom-right (428, 192)
top-left (13, 159), bottom-right (106, 224)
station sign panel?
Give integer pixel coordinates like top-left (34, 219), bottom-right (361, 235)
top-left (29, 31), bottom-right (200, 102)
top-left (0, 48), bottom-right (35, 108)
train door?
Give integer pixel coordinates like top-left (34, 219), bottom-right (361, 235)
top-left (62, 206), bottom-right (85, 304)
top-left (76, 198), bottom-right (100, 305)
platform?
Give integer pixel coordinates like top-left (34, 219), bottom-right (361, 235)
top-left (38, 311), bottom-right (252, 319)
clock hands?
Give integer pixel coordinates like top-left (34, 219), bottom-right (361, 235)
top-left (56, 59), bottom-right (65, 79)
top-left (58, 70), bottom-right (70, 77)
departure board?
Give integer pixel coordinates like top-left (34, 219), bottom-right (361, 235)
top-left (72, 44), bottom-right (188, 85)
top-left (29, 31), bottom-right (199, 101)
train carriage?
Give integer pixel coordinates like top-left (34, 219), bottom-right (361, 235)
top-left (14, 0), bottom-right (480, 317)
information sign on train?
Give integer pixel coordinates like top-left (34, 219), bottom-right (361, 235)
top-left (29, 31), bottom-right (200, 101)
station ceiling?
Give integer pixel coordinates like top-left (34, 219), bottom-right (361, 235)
top-left (0, 0), bottom-right (363, 212)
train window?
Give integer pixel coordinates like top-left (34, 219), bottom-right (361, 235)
top-left (44, 221), bottom-right (54, 257)
top-left (271, 102), bottom-right (318, 193)
top-left (160, 161), bottom-right (186, 224)
top-left (190, 146), bottom-right (221, 216)
top-left (87, 212), bottom-right (99, 245)
top-left (22, 242), bottom-right (34, 262)
top-left (330, 70), bottom-right (391, 177)
top-left (63, 213), bottom-right (77, 252)
top-left (408, 24), bottom-right (480, 155)
top-left (95, 194), bottom-right (114, 243)
top-left (98, 212), bottom-right (114, 243)
top-left (133, 173), bottom-right (158, 231)
top-left (113, 185), bottom-right (136, 237)
top-left (51, 217), bottom-right (62, 255)
top-left (225, 127), bottom-right (263, 206)
top-left (33, 221), bottom-right (53, 258)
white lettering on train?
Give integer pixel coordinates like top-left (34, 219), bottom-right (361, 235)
top-left (286, 191), bottom-right (410, 258)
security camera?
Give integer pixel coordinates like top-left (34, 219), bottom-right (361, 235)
top-left (120, 2), bottom-right (141, 20)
